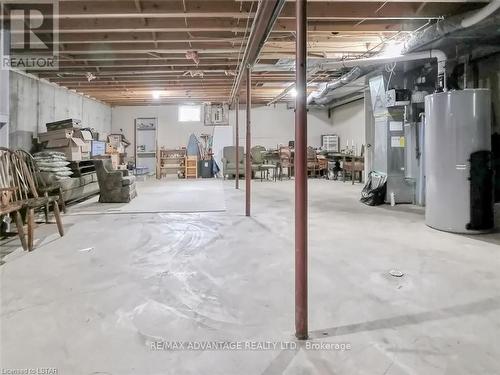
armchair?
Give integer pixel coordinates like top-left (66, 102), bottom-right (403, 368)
top-left (222, 146), bottom-right (245, 179)
top-left (93, 159), bottom-right (137, 203)
top-left (251, 145), bottom-right (275, 181)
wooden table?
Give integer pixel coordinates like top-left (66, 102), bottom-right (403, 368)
top-left (321, 152), bottom-right (364, 184)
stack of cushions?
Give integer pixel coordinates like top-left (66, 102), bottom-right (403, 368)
top-left (33, 151), bottom-right (73, 180)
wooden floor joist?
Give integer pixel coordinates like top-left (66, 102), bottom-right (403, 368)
top-left (11, 0), bottom-right (486, 104)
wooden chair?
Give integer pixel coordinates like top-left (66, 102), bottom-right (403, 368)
top-left (317, 155), bottom-right (328, 177)
top-left (15, 149), bottom-right (66, 218)
top-left (0, 148), bottom-right (28, 250)
top-left (278, 146), bottom-right (293, 180)
top-left (307, 147), bottom-right (319, 177)
top-left (10, 149), bottom-right (64, 251)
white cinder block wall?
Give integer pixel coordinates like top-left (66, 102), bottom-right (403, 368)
top-left (9, 72), bottom-right (112, 150)
top-left (111, 103), bottom-right (340, 168)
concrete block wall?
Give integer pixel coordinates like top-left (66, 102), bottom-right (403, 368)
top-left (9, 72), bottom-right (112, 151)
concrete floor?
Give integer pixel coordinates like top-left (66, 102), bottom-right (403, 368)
top-left (1, 178), bottom-right (499, 375)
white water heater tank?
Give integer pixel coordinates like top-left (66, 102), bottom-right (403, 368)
top-left (425, 89), bottom-right (493, 233)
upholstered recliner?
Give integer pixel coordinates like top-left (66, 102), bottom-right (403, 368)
top-left (251, 145), bottom-right (275, 181)
top-left (93, 159), bottom-right (137, 203)
top-left (222, 146), bottom-right (245, 179)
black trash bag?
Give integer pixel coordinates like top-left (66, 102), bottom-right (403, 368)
top-left (360, 171), bottom-right (387, 206)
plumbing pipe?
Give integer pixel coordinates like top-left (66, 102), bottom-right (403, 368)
top-left (461, 1), bottom-right (500, 28)
top-left (229, 0), bottom-right (286, 104)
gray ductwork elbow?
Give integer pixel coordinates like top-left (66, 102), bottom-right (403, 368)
top-left (307, 67), bottom-right (363, 106)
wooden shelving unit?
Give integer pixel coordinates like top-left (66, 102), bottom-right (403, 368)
top-left (135, 118), bottom-right (157, 177)
top-left (185, 156), bottom-right (198, 179)
top-left (157, 148), bottom-right (186, 179)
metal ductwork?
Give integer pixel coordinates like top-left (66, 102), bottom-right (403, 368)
top-left (305, 1), bottom-right (500, 108)
top-left (307, 49), bottom-right (447, 107)
top-left (403, 1), bottom-right (500, 53)
top-left (307, 67), bottom-right (364, 106)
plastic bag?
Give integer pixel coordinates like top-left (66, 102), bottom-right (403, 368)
top-left (360, 171), bottom-right (387, 206)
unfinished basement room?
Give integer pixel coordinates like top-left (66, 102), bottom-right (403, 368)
top-left (1, 0), bottom-right (500, 374)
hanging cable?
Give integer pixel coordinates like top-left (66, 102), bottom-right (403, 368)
top-left (385, 61), bottom-right (397, 89)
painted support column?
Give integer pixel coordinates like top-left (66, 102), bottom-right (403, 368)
top-left (235, 97), bottom-right (240, 189)
top-left (295, 0), bottom-right (308, 340)
top-left (245, 67), bottom-right (251, 216)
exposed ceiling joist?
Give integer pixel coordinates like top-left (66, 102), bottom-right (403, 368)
top-left (16, 0), bottom-right (488, 105)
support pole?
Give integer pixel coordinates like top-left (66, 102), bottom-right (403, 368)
top-left (235, 97), bottom-right (240, 189)
top-left (245, 67), bottom-right (252, 216)
top-left (295, 0), bottom-right (308, 340)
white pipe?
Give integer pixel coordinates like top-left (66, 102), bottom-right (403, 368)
top-left (461, 1), bottom-right (500, 28)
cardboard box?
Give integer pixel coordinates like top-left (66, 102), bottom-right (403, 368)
top-left (105, 143), bottom-right (113, 154)
top-left (108, 134), bottom-right (122, 147)
top-left (46, 118), bottom-right (81, 131)
top-left (115, 144), bottom-right (125, 154)
top-left (74, 129), bottom-right (93, 153)
top-left (46, 137), bottom-right (86, 161)
top-left (110, 153), bottom-right (120, 169)
top-left (38, 128), bottom-right (74, 143)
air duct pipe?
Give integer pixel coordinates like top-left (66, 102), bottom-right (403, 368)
top-left (461, 1), bottom-right (500, 28)
top-left (403, 1), bottom-right (500, 53)
top-left (307, 67), bottom-right (363, 106)
top-left (307, 49), bottom-right (447, 106)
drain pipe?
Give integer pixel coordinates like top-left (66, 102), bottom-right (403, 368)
top-left (308, 49), bottom-right (447, 105)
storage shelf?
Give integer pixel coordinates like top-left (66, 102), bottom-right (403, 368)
top-left (157, 148), bottom-right (187, 179)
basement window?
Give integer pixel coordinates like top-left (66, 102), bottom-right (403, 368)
top-left (178, 105), bottom-right (201, 122)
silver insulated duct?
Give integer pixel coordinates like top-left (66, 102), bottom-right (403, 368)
top-left (307, 67), bottom-right (364, 106)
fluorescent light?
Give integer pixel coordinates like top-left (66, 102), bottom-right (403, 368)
top-left (290, 88), bottom-right (297, 97)
top-left (152, 90), bottom-right (161, 99)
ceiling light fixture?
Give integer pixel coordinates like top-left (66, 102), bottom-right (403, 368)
top-left (152, 90), bottom-right (161, 99)
top-left (290, 88), bottom-right (297, 97)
